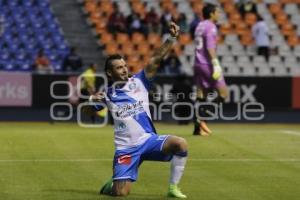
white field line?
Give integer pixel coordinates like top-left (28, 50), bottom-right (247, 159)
top-left (0, 158), bottom-right (299, 163)
top-left (281, 130), bottom-right (300, 136)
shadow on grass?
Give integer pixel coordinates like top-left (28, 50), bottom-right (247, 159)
top-left (45, 189), bottom-right (168, 200)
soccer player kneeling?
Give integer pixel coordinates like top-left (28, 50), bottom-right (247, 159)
top-left (89, 22), bottom-right (188, 198)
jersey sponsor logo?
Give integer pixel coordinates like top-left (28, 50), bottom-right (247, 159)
top-left (117, 155), bottom-right (132, 165)
top-left (115, 100), bottom-right (144, 118)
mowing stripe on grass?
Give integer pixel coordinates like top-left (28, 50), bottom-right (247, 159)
top-left (0, 158), bottom-right (300, 163)
top-left (281, 130), bottom-right (300, 136)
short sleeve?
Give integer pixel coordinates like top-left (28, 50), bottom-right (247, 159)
top-left (205, 25), bottom-right (217, 49)
top-left (133, 69), bottom-right (153, 90)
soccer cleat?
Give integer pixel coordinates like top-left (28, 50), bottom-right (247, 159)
top-left (193, 120), bottom-right (211, 136)
top-left (167, 184), bottom-right (187, 198)
top-left (200, 129), bottom-right (210, 136)
top-left (99, 179), bottom-right (113, 195)
top-left (200, 121), bottom-right (212, 134)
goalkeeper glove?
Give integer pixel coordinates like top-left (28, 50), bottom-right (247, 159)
top-left (212, 58), bottom-right (223, 80)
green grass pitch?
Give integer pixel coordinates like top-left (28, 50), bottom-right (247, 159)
top-left (0, 122), bottom-right (300, 200)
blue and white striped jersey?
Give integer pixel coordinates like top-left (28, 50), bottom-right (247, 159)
top-left (101, 70), bottom-right (156, 150)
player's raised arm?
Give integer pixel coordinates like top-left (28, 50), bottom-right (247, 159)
top-left (144, 22), bottom-right (180, 79)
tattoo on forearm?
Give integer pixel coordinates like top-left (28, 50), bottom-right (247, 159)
top-left (146, 39), bottom-right (174, 75)
top-left (153, 39), bottom-right (173, 61)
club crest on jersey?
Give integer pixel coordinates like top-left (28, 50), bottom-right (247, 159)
top-left (129, 82), bottom-right (137, 90)
top-left (129, 82), bottom-right (140, 93)
top-left (117, 155), bottom-right (132, 165)
top-left (116, 122), bottom-right (127, 132)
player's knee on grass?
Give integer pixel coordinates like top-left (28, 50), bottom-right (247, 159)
top-left (175, 137), bottom-right (188, 153)
top-left (164, 136), bottom-right (188, 154)
top-left (112, 181), bottom-right (131, 196)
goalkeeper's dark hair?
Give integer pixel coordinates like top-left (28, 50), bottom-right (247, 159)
top-left (104, 54), bottom-right (124, 74)
top-left (202, 3), bottom-right (217, 20)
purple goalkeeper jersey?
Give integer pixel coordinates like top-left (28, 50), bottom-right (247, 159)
top-left (194, 20), bottom-right (218, 66)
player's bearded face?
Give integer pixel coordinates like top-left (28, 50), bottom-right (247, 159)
top-left (111, 59), bottom-right (129, 82)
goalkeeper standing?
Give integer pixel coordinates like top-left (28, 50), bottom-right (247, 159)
top-left (193, 3), bottom-right (228, 136)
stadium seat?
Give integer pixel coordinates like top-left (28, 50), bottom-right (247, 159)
top-left (77, 0), bottom-right (300, 77)
top-left (105, 42), bottom-right (118, 55)
top-left (240, 63), bottom-right (256, 76)
top-left (148, 33), bottom-right (161, 48)
top-left (116, 33), bottom-right (130, 45)
top-left (220, 23), bottom-right (232, 35)
top-left (287, 35), bottom-right (299, 46)
top-left (179, 33), bottom-right (192, 45)
top-left (122, 42), bottom-right (135, 57)
top-left (275, 13), bottom-right (289, 26)
top-left (245, 13), bottom-right (257, 26)
top-left (131, 33), bottom-right (145, 45)
top-left (0, 0), bottom-right (68, 71)
top-left (269, 3), bottom-right (282, 15)
top-left (100, 32), bottom-right (114, 45)
top-left (281, 23), bottom-right (295, 37)
top-left (138, 43), bottom-right (152, 56)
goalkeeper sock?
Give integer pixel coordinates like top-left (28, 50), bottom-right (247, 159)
top-left (170, 151), bottom-right (188, 185)
top-left (194, 97), bottom-right (210, 128)
top-left (212, 96), bottom-right (226, 112)
top-left (194, 98), bottom-right (207, 134)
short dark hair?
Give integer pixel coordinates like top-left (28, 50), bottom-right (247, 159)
top-left (202, 3), bottom-right (217, 20)
top-left (104, 54), bottom-right (123, 73)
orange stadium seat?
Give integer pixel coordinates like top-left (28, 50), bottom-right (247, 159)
top-left (131, 33), bottom-right (145, 45)
top-left (240, 33), bottom-right (254, 46)
top-left (105, 43), bottom-right (118, 55)
top-left (275, 14), bottom-right (289, 26)
top-left (121, 42), bottom-right (135, 57)
top-left (218, 0), bottom-right (228, 4)
top-left (245, 13), bottom-right (257, 26)
top-left (137, 43), bottom-right (151, 56)
top-left (279, 0), bottom-right (293, 3)
top-left (220, 23), bottom-right (233, 35)
top-left (89, 12), bottom-right (101, 25)
top-left (223, 3), bottom-right (236, 13)
top-left (85, 1), bottom-right (97, 13)
top-left (236, 23), bottom-right (248, 36)
top-left (141, 55), bottom-right (151, 64)
top-left (287, 35), bottom-right (299, 47)
top-left (98, 1), bottom-right (114, 16)
top-left (230, 12), bottom-right (242, 26)
top-left (127, 55), bottom-right (142, 73)
top-left (131, 1), bottom-right (146, 18)
top-left (172, 45), bottom-right (182, 55)
top-left (269, 3), bottom-right (282, 15)
top-left (100, 32), bottom-right (113, 45)
top-left (161, 0), bottom-right (175, 12)
top-left (148, 33), bottom-right (161, 49)
top-left (281, 23), bottom-right (295, 37)
top-left (95, 21), bottom-right (107, 35)
top-left (191, 2), bottom-right (203, 13)
top-left (116, 33), bottom-right (130, 45)
top-left (217, 35), bottom-right (224, 44)
top-left (179, 33), bottom-right (192, 45)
